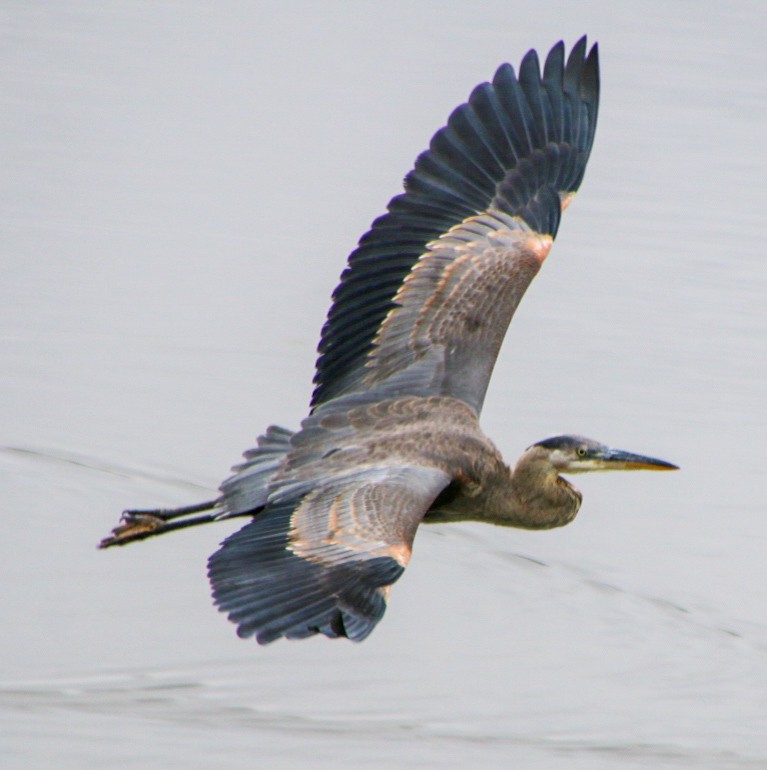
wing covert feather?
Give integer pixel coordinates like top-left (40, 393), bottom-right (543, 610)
top-left (364, 210), bottom-right (552, 413)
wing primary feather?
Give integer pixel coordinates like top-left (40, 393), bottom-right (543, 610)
top-left (467, 83), bottom-right (519, 168)
top-left (582, 43), bottom-right (600, 158)
top-left (564, 35), bottom-right (588, 95)
top-left (518, 48), bottom-right (550, 146)
top-left (492, 63), bottom-right (535, 157)
top-left (542, 41), bottom-right (565, 140)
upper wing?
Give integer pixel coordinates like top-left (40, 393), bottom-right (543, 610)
top-left (208, 462), bottom-right (450, 644)
top-left (312, 37), bottom-right (599, 413)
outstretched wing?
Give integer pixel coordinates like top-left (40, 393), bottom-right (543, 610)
top-left (312, 37), bottom-right (599, 413)
top-left (208, 463), bottom-right (450, 644)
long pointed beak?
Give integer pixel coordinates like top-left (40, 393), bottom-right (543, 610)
top-left (598, 448), bottom-right (679, 471)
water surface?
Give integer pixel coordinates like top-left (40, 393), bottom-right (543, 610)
top-left (2, 3), bottom-right (766, 768)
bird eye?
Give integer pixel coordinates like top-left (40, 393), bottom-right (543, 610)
top-left (577, 447), bottom-right (587, 457)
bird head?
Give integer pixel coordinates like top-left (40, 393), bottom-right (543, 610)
top-left (529, 435), bottom-right (678, 475)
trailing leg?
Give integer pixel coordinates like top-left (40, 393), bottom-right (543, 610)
top-left (99, 499), bottom-right (251, 548)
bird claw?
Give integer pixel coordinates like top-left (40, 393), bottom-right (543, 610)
top-left (98, 511), bottom-right (165, 549)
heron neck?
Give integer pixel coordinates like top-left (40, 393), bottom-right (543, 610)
top-left (502, 458), bottom-right (582, 530)
top-left (424, 449), bottom-right (582, 530)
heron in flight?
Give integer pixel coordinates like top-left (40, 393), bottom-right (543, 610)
top-left (101, 37), bottom-right (677, 644)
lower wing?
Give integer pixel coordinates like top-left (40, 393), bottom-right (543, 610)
top-left (208, 464), bottom-right (450, 643)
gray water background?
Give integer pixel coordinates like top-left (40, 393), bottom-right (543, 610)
top-left (1, 2), bottom-right (766, 768)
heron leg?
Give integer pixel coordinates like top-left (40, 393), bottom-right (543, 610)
top-left (124, 500), bottom-right (220, 521)
top-left (98, 499), bottom-right (220, 549)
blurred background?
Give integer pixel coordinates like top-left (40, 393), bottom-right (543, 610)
top-left (1, 2), bottom-right (765, 768)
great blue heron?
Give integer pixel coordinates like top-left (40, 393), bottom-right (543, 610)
top-left (100, 37), bottom-right (677, 644)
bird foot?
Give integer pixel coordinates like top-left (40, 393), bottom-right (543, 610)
top-left (98, 511), bottom-right (166, 549)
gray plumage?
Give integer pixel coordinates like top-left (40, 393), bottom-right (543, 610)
top-left (100, 38), bottom-right (677, 645)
